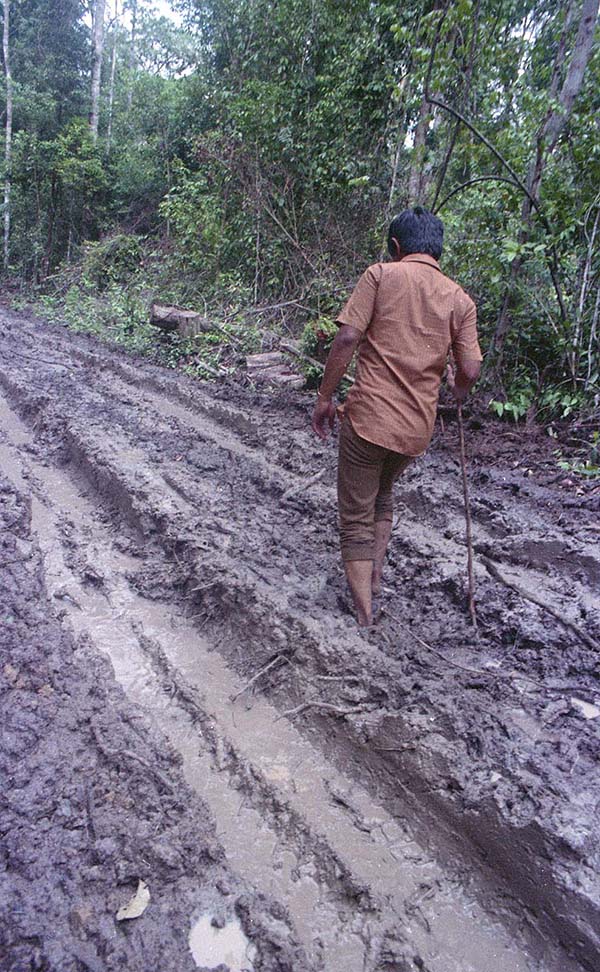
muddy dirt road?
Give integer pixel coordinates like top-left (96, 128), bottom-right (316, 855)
top-left (1, 309), bottom-right (599, 972)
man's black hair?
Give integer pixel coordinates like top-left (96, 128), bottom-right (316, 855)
top-left (387, 206), bottom-right (444, 260)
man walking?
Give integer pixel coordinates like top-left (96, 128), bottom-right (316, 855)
top-left (311, 207), bottom-right (482, 626)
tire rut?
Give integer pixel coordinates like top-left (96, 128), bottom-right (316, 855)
top-left (1, 312), bottom-right (599, 970)
top-left (0, 390), bottom-right (554, 972)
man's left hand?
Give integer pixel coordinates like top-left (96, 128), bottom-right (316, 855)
top-left (311, 398), bottom-right (336, 440)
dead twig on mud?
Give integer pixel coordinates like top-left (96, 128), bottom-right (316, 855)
top-left (281, 468), bottom-right (326, 501)
top-left (373, 745), bottom-right (416, 753)
top-left (91, 725), bottom-right (174, 793)
top-left (279, 700), bottom-right (369, 720)
top-left (230, 654), bottom-right (290, 703)
top-left (6, 348), bottom-right (79, 374)
top-left (385, 610), bottom-right (599, 699)
top-left (481, 557), bottom-right (600, 653)
top-left (189, 580), bottom-right (221, 594)
top-left (457, 404), bottom-right (477, 626)
top-left (315, 673), bottom-right (362, 682)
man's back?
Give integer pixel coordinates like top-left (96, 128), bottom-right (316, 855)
top-left (336, 254), bottom-right (481, 455)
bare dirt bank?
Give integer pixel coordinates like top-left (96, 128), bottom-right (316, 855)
top-left (1, 308), bottom-right (599, 972)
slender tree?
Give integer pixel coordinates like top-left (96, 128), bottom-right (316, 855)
top-left (127, 0), bottom-right (137, 109)
top-left (2, 0), bottom-right (12, 271)
top-left (90, 0), bottom-right (106, 140)
top-left (106, 0), bottom-right (119, 154)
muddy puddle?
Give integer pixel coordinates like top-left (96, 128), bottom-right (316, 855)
top-left (189, 914), bottom-right (256, 971)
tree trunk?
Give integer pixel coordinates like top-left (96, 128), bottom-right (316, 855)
top-left (492, 0), bottom-right (599, 362)
top-left (407, 98), bottom-right (431, 206)
top-left (106, 0), bottom-right (119, 155)
top-left (127, 0), bottom-right (137, 110)
top-left (430, 0), bottom-right (481, 212)
top-left (90, 0), bottom-right (106, 141)
top-left (2, 0), bottom-right (13, 271)
top-left (574, 201), bottom-right (600, 379)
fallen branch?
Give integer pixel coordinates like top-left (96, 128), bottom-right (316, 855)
top-left (189, 580), bottom-right (221, 593)
top-left (278, 700), bottom-right (368, 720)
top-left (222, 297), bottom-right (314, 321)
top-left (230, 654), bottom-right (289, 702)
top-left (481, 557), bottom-right (600, 653)
top-left (281, 468), bottom-right (327, 501)
top-left (190, 358), bottom-right (227, 379)
top-left (315, 673), bottom-right (362, 682)
top-left (6, 348), bottom-right (78, 373)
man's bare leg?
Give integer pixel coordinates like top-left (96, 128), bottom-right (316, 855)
top-left (344, 559), bottom-right (373, 626)
top-left (372, 519), bottom-right (392, 596)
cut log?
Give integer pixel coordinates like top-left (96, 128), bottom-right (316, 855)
top-left (150, 303), bottom-right (214, 340)
top-left (246, 351), bottom-right (288, 370)
top-left (245, 351), bottom-right (304, 389)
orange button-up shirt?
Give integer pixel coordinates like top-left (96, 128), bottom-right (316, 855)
top-left (336, 254), bottom-right (482, 456)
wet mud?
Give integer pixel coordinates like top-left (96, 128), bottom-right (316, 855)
top-left (0, 308), bottom-right (599, 971)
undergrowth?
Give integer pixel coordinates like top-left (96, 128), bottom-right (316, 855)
top-left (9, 233), bottom-right (599, 481)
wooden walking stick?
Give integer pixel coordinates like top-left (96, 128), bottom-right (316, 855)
top-left (457, 403), bottom-right (477, 626)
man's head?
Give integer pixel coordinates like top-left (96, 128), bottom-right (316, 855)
top-left (387, 206), bottom-right (444, 261)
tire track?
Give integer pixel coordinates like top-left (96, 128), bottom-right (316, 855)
top-left (0, 391), bottom-right (560, 972)
top-left (1, 311), bottom-right (599, 970)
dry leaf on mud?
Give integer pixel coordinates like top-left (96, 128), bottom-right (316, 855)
top-left (116, 880), bottom-right (150, 921)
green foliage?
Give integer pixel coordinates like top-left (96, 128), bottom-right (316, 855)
top-left (159, 163), bottom-right (224, 276)
top-left (34, 280), bottom-right (154, 355)
top-left (159, 317), bottom-right (262, 380)
top-left (299, 316), bottom-right (337, 385)
top-left (489, 394), bottom-right (531, 423)
top-left (80, 235), bottom-right (144, 290)
top-left (489, 379), bottom-right (585, 424)
top-left (557, 458), bottom-right (600, 478)
top-left (556, 431), bottom-right (600, 479)
top-left (2, 0), bottom-right (599, 419)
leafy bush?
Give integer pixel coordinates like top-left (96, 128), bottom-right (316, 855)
top-left (81, 235), bottom-right (144, 291)
top-left (299, 316), bottom-right (338, 385)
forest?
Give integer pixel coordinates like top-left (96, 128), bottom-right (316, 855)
top-left (1, 0), bottom-right (599, 430)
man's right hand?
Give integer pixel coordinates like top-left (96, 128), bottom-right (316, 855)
top-left (311, 398), bottom-right (336, 440)
top-left (446, 363), bottom-right (468, 404)
top-left (446, 360), bottom-right (480, 404)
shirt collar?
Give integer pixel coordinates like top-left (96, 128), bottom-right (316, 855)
top-left (400, 253), bottom-right (441, 271)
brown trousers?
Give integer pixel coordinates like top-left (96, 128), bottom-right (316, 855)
top-left (337, 418), bottom-right (412, 562)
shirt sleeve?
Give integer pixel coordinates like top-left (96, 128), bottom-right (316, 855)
top-left (451, 290), bottom-right (482, 365)
top-left (335, 264), bottom-right (382, 334)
